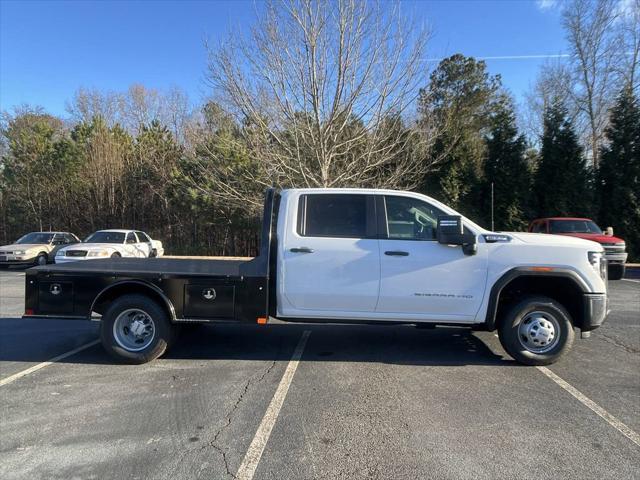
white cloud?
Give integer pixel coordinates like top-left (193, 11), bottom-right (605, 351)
top-left (537, 0), bottom-right (559, 11)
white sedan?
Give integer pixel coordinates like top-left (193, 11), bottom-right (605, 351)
top-left (55, 229), bottom-right (164, 263)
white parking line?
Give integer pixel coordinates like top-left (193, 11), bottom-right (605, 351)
top-left (235, 330), bottom-right (311, 480)
top-left (0, 339), bottom-right (100, 387)
top-left (537, 366), bottom-right (640, 447)
top-left (621, 278), bottom-right (640, 283)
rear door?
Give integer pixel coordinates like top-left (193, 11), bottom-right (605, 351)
top-left (50, 233), bottom-right (67, 257)
top-left (278, 193), bottom-right (380, 316)
top-left (134, 231), bottom-right (152, 257)
top-left (124, 232), bottom-right (139, 256)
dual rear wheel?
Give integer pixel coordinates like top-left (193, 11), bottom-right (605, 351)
top-left (100, 294), bottom-right (176, 364)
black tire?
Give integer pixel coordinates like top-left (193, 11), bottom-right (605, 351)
top-left (498, 295), bottom-right (574, 366)
top-left (110, 252), bottom-right (121, 258)
top-left (35, 252), bottom-right (48, 266)
top-left (608, 264), bottom-right (625, 281)
top-left (100, 294), bottom-right (176, 364)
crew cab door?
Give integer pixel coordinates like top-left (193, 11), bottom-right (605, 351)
top-left (124, 232), bottom-right (139, 256)
top-left (278, 193), bottom-right (380, 316)
top-left (134, 231), bottom-right (153, 257)
top-left (376, 195), bottom-right (488, 321)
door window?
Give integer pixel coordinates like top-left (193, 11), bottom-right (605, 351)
top-left (52, 233), bottom-right (66, 245)
top-left (126, 232), bottom-right (137, 244)
top-left (298, 194), bottom-right (370, 238)
top-left (135, 231), bottom-right (151, 243)
top-left (384, 196), bottom-right (444, 241)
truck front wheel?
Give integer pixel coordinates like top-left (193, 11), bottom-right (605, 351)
top-left (100, 294), bottom-right (176, 364)
top-left (498, 296), bottom-right (574, 366)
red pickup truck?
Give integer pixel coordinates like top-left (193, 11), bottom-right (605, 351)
top-left (528, 217), bottom-right (628, 280)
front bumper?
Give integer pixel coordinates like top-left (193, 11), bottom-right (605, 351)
top-left (604, 252), bottom-right (627, 265)
top-left (0, 254), bottom-right (38, 265)
top-left (582, 293), bottom-right (609, 331)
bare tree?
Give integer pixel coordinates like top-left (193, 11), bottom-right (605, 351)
top-left (562, 0), bottom-right (620, 167)
top-left (523, 62), bottom-right (580, 146)
top-left (66, 87), bottom-right (123, 126)
top-left (616, 0), bottom-right (640, 91)
top-left (200, 0), bottom-right (431, 208)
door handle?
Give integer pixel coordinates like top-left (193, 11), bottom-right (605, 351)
top-left (385, 251), bottom-right (409, 256)
top-left (290, 247), bottom-right (314, 253)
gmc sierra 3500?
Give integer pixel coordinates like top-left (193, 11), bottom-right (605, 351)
top-left (23, 188), bottom-right (609, 366)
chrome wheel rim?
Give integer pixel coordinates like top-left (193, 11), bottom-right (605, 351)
top-left (518, 311), bottom-right (560, 354)
top-left (113, 309), bottom-right (156, 352)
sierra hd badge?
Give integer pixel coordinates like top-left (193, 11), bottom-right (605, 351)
top-left (202, 288), bottom-right (216, 300)
top-left (50, 283), bottom-right (62, 295)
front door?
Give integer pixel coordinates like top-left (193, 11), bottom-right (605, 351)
top-left (376, 195), bottom-right (488, 321)
top-left (279, 193), bottom-right (380, 316)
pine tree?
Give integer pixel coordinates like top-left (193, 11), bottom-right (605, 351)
top-left (534, 102), bottom-right (590, 217)
top-left (482, 98), bottom-right (531, 231)
top-left (597, 88), bottom-right (640, 261)
top-left (418, 54), bottom-right (500, 217)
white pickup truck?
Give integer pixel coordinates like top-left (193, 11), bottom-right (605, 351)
top-left (24, 188), bottom-right (608, 366)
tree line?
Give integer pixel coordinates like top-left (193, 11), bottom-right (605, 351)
top-left (1, 0), bottom-right (638, 260)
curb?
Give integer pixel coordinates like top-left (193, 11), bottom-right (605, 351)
top-left (625, 264), bottom-right (640, 280)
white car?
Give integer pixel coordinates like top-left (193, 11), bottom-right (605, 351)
top-left (55, 229), bottom-right (164, 263)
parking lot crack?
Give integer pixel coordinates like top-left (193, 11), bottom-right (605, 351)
top-left (598, 332), bottom-right (640, 354)
top-left (203, 359), bottom-right (278, 479)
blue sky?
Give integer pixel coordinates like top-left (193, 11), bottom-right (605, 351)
top-left (0, 0), bottom-right (567, 116)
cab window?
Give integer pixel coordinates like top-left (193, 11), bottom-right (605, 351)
top-left (297, 194), bottom-right (373, 238)
top-left (135, 231), bottom-right (150, 243)
top-left (52, 234), bottom-right (66, 245)
top-left (384, 195), bottom-right (445, 241)
top-left (530, 222), bottom-right (543, 233)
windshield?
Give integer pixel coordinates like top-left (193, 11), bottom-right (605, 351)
top-left (84, 232), bottom-right (125, 244)
top-left (549, 219), bottom-right (602, 234)
top-left (16, 232), bottom-right (54, 244)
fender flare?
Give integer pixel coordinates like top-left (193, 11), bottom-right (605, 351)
top-left (90, 280), bottom-right (177, 321)
top-left (484, 267), bottom-right (589, 331)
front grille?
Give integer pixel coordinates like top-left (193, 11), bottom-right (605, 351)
top-left (66, 250), bottom-right (87, 257)
top-left (603, 245), bottom-right (625, 253)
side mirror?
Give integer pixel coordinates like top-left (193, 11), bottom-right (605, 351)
top-left (437, 215), bottom-right (464, 245)
top-left (605, 227), bottom-right (614, 236)
top-left (437, 215), bottom-right (477, 255)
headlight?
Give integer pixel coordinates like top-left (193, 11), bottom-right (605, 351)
top-left (87, 250), bottom-right (109, 257)
top-left (588, 251), bottom-right (607, 279)
top-left (14, 250), bottom-right (26, 255)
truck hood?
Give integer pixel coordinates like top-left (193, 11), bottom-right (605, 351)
top-left (508, 232), bottom-right (603, 250)
top-left (554, 232), bottom-right (625, 244)
top-left (0, 243), bottom-right (50, 251)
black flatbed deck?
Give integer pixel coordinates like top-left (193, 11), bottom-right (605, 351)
top-left (24, 189), bottom-right (277, 323)
top-left (33, 257), bottom-right (255, 278)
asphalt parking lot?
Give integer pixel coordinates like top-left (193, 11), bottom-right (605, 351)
top-left (0, 270), bottom-right (638, 480)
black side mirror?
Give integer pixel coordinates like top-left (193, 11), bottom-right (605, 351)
top-left (437, 215), bottom-right (477, 255)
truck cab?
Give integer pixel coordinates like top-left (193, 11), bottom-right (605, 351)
top-left (24, 188), bottom-right (609, 366)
